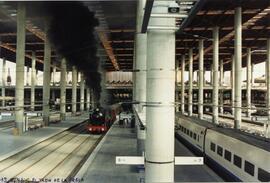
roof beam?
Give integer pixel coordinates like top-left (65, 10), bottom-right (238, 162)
top-left (97, 30), bottom-right (120, 70)
top-left (0, 5), bottom-right (45, 41)
top-left (192, 6), bottom-right (270, 61)
top-left (141, 0), bottom-right (154, 33)
top-left (178, 0), bottom-right (206, 32)
top-left (110, 29), bottom-right (135, 33)
top-left (197, 9), bottom-right (261, 15)
top-left (0, 43), bottom-right (43, 63)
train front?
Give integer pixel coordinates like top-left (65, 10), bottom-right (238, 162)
top-left (87, 108), bottom-right (107, 133)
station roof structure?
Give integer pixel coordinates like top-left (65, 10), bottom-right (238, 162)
top-left (0, 0), bottom-right (268, 71)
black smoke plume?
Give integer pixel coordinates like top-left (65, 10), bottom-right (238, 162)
top-left (37, 2), bottom-right (102, 100)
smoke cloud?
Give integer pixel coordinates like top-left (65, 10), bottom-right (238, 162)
top-left (35, 2), bottom-right (102, 100)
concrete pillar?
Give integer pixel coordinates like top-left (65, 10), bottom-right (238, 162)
top-left (198, 40), bottom-right (204, 119)
top-left (234, 7), bottom-right (242, 129)
top-left (220, 60), bottom-right (224, 86)
top-left (203, 70), bottom-right (206, 86)
top-left (135, 0), bottom-right (147, 113)
top-left (251, 62), bottom-right (255, 87)
top-left (52, 65), bottom-right (56, 86)
top-left (231, 55), bottom-right (235, 115)
top-left (30, 52), bottom-right (36, 111)
top-left (15, 3), bottom-right (26, 134)
top-left (133, 43), bottom-right (136, 103)
top-left (66, 71), bottom-right (69, 84)
top-left (246, 48), bottom-right (251, 117)
top-left (51, 65), bottom-right (56, 102)
top-left (135, 0), bottom-right (147, 158)
top-left (145, 1), bottom-right (175, 182)
top-left (2, 58), bottom-right (6, 107)
top-left (220, 59), bottom-right (224, 114)
top-left (266, 39), bottom-right (270, 138)
top-left (212, 27), bottom-right (219, 124)
top-left (188, 48), bottom-right (193, 116)
top-left (86, 88), bottom-right (90, 111)
top-left (51, 88), bottom-right (55, 101)
top-left (210, 63), bottom-right (213, 85)
top-left (181, 55), bottom-right (185, 114)
top-left (196, 70), bottom-right (199, 86)
top-left (175, 59), bottom-right (179, 112)
top-left (80, 73), bottom-right (85, 112)
top-left (43, 26), bottom-right (51, 126)
top-left (135, 34), bottom-right (147, 113)
top-left (26, 66), bottom-right (29, 86)
top-left (60, 58), bottom-right (67, 121)
top-left (72, 66), bottom-right (77, 114)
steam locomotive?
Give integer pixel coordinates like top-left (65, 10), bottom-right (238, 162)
top-left (86, 104), bottom-right (121, 133)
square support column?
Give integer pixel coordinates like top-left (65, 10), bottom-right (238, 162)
top-left (52, 65), bottom-right (56, 86)
top-left (220, 59), bottom-right (224, 114)
top-left (266, 39), bottom-right (270, 138)
top-left (86, 88), bottom-right (90, 111)
top-left (60, 58), bottom-right (67, 121)
top-left (246, 48), bottom-right (252, 118)
top-left (175, 59), bottom-right (180, 112)
top-left (234, 7), bottom-right (242, 129)
top-left (15, 2), bottom-right (26, 134)
top-left (212, 27), bottom-right (219, 124)
top-left (80, 73), bottom-right (85, 112)
top-left (2, 58), bottom-right (6, 107)
top-left (198, 40), bottom-right (204, 119)
top-left (231, 55), bottom-right (235, 115)
top-left (30, 52), bottom-right (36, 111)
top-left (251, 62), bottom-right (255, 87)
top-left (43, 29), bottom-right (51, 127)
top-left (26, 66), bottom-right (29, 86)
top-left (72, 66), bottom-right (77, 114)
top-left (188, 49), bottom-right (193, 117)
top-left (181, 55), bottom-right (185, 114)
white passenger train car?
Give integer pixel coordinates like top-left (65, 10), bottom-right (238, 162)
top-left (176, 117), bottom-right (206, 153)
top-left (205, 129), bottom-right (270, 182)
top-left (176, 116), bottom-right (270, 182)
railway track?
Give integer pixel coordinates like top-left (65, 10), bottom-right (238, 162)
top-left (0, 114), bottom-right (61, 131)
top-left (0, 120), bottom-right (15, 130)
top-left (0, 121), bottom-right (102, 182)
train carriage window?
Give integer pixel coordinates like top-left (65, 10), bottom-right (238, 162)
top-left (258, 168), bottom-right (270, 182)
top-left (233, 155), bottom-right (242, 168)
top-left (190, 131), bottom-right (193, 138)
top-left (187, 129), bottom-right (189, 136)
top-left (224, 150), bottom-right (232, 162)
top-left (210, 142), bottom-right (216, 152)
top-left (193, 133), bottom-right (196, 140)
top-left (184, 128), bottom-right (186, 134)
top-left (217, 146), bottom-right (223, 156)
top-left (197, 135), bottom-right (200, 142)
top-left (244, 161), bottom-right (254, 176)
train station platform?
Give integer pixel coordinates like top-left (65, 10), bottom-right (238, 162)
top-left (78, 122), bottom-right (223, 182)
top-left (0, 113), bottom-right (89, 161)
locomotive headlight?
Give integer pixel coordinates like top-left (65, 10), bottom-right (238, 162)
top-left (99, 113), bottom-right (103, 116)
top-left (168, 2), bottom-right (180, 13)
top-left (101, 128), bottom-right (104, 131)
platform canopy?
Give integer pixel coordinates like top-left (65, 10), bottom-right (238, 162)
top-left (0, 0), bottom-right (268, 71)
